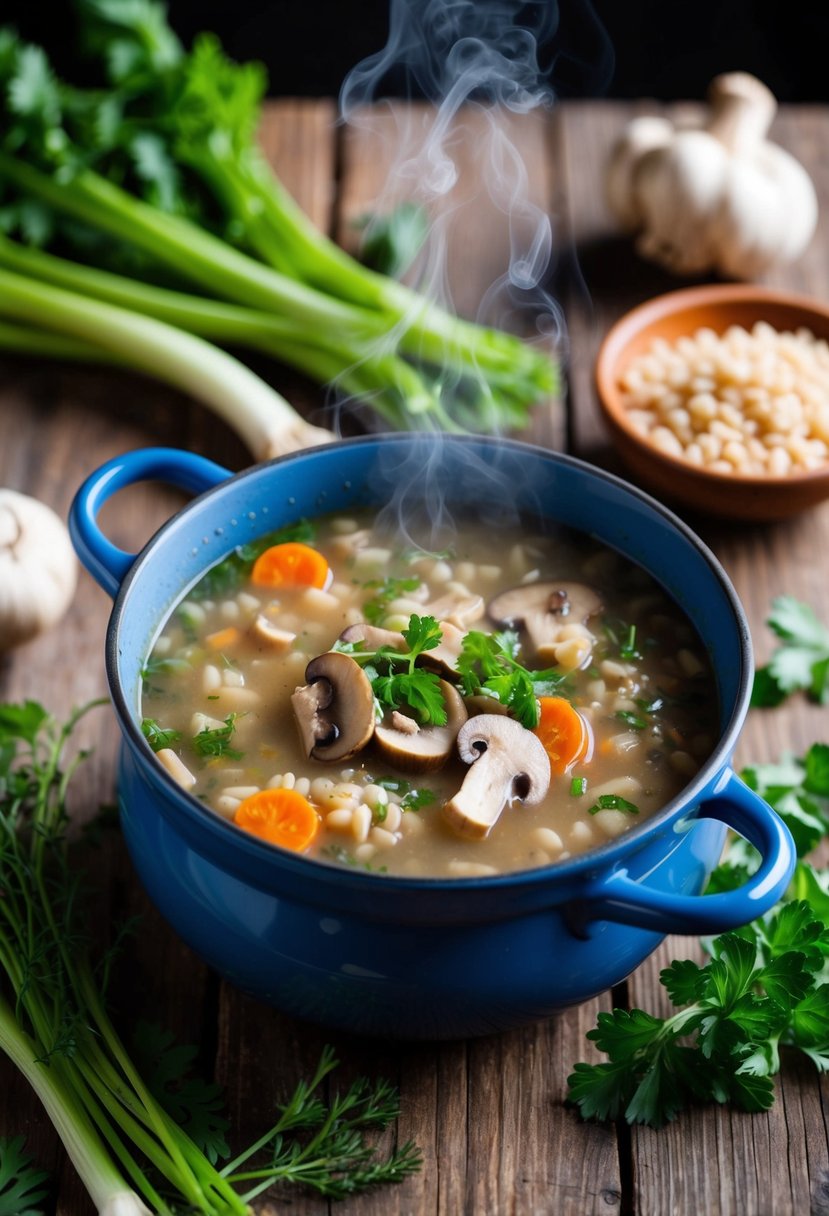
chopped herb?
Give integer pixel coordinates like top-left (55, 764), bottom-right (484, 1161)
top-left (615, 710), bottom-right (648, 731)
top-left (362, 576), bottom-right (422, 624)
top-left (752, 597), bottom-right (829, 707)
top-left (141, 718), bottom-right (182, 752)
top-left (619, 624), bottom-right (642, 661)
top-left (587, 794), bottom-right (639, 816)
top-left (456, 629), bottom-right (566, 728)
top-left (570, 776), bottom-right (587, 797)
top-left (192, 714), bottom-right (243, 760)
top-left (635, 695), bottom-right (664, 714)
top-left (400, 788), bottom-right (436, 813)
top-left (602, 617), bottom-right (642, 662)
top-left (206, 695), bottom-right (220, 701)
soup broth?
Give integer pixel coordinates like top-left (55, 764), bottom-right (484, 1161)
top-left (140, 511), bottom-right (717, 877)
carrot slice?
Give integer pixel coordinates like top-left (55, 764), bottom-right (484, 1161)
top-left (234, 788), bottom-right (321, 852)
top-left (250, 542), bottom-right (329, 589)
top-left (205, 625), bottom-right (241, 651)
top-left (533, 696), bottom-right (592, 774)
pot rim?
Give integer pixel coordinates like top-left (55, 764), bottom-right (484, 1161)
top-left (105, 433), bottom-right (751, 896)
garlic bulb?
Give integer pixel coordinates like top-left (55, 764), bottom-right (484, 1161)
top-left (605, 73), bottom-right (818, 279)
top-left (0, 488), bottom-right (77, 650)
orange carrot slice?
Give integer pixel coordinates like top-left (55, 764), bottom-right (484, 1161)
top-left (234, 788), bottom-right (321, 852)
top-left (533, 696), bottom-right (592, 774)
top-left (251, 542), bottom-right (329, 589)
top-left (205, 625), bottom-right (241, 651)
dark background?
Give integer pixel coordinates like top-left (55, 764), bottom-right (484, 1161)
top-left (14, 0), bottom-right (829, 102)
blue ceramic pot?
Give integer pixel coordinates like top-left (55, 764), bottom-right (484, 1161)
top-left (70, 436), bottom-right (795, 1039)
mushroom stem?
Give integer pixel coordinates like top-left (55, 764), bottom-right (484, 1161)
top-left (442, 715), bottom-right (550, 840)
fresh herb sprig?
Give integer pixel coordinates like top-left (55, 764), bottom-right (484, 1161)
top-left (339, 614), bottom-right (447, 726)
top-left (141, 717), bottom-right (183, 752)
top-left (0, 700), bottom-right (422, 1213)
top-left (456, 629), bottom-right (565, 728)
top-left (752, 596), bottom-right (829, 707)
top-left (569, 740), bottom-right (829, 1129)
top-left (193, 713), bottom-right (243, 760)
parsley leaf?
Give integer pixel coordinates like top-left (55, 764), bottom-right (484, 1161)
top-left (141, 717), bottom-right (182, 752)
top-left (132, 1022), bottom-right (230, 1164)
top-left (752, 597), bottom-right (829, 706)
top-left (0, 1137), bottom-right (49, 1216)
top-left (349, 615), bottom-right (447, 726)
top-left (456, 629), bottom-right (565, 728)
top-left (192, 713), bottom-right (243, 760)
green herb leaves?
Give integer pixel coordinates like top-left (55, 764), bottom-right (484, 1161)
top-left (587, 794), bottom-right (639, 816)
top-left (571, 735), bottom-right (829, 1130)
top-left (342, 615), bottom-right (447, 726)
top-left (568, 906), bottom-right (827, 1127)
top-left (0, 1138), bottom-right (49, 1216)
top-left (141, 717), bottom-right (182, 751)
top-left (193, 713), bottom-right (243, 760)
top-left (457, 629), bottom-right (564, 729)
top-left (752, 597), bottom-right (829, 707)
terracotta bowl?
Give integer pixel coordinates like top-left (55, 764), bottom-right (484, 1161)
top-left (595, 284), bottom-right (829, 521)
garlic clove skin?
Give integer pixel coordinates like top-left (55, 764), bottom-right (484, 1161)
top-left (0, 488), bottom-right (78, 650)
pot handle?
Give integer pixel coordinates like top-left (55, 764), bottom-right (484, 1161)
top-left (583, 769), bottom-right (795, 935)
top-left (70, 447), bottom-right (230, 598)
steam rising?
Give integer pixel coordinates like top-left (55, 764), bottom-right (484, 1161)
top-left (339, 0), bottom-right (564, 539)
top-left (340, 0), bottom-right (561, 333)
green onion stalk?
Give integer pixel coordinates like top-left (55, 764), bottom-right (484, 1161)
top-left (0, 702), bottom-right (251, 1215)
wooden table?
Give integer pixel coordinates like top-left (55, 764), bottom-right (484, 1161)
top-left (2, 99), bottom-right (829, 1216)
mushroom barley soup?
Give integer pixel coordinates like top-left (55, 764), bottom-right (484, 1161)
top-left (140, 512), bottom-right (717, 877)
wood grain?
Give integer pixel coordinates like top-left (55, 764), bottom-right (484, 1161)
top-left (2, 97), bottom-right (829, 1216)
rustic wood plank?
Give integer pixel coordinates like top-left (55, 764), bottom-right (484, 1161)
top-left (557, 99), bottom-right (829, 1216)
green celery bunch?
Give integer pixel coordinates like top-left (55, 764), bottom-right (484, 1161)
top-left (0, 700), bottom-right (420, 1214)
top-left (0, 9), bottom-right (558, 436)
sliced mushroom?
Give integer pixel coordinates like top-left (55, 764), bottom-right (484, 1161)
top-left (426, 590), bottom-right (485, 629)
top-left (463, 694), bottom-right (510, 717)
top-left (338, 622), bottom-right (407, 652)
top-left (291, 652), bottom-right (375, 762)
top-left (374, 680), bottom-right (468, 774)
top-left (488, 581), bottom-right (602, 665)
top-left (442, 715), bottom-right (550, 840)
top-left (419, 620), bottom-right (466, 680)
top-left (251, 614), bottom-right (296, 652)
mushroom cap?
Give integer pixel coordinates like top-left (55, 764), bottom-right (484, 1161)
top-left (373, 679), bottom-right (468, 774)
top-left (426, 590), bottom-right (485, 629)
top-left (487, 581), bottom-right (601, 629)
top-left (454, 715), bottom-right (550, 803)
top-left (291, 651), bottom-right (375, 762)
top-left (442, 715), bottom-right (551, 840)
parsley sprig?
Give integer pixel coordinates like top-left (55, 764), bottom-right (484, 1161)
top-left (339, 615), bottom-right (447, 726)
top-left (752, 596), bottom-right (829, 707)
top-left (456, 629), bottom-right (565, 728)
top-left (569, 740), bottom-right (829, 1129)
top-left (141, 717), bottom-right (182, 752)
